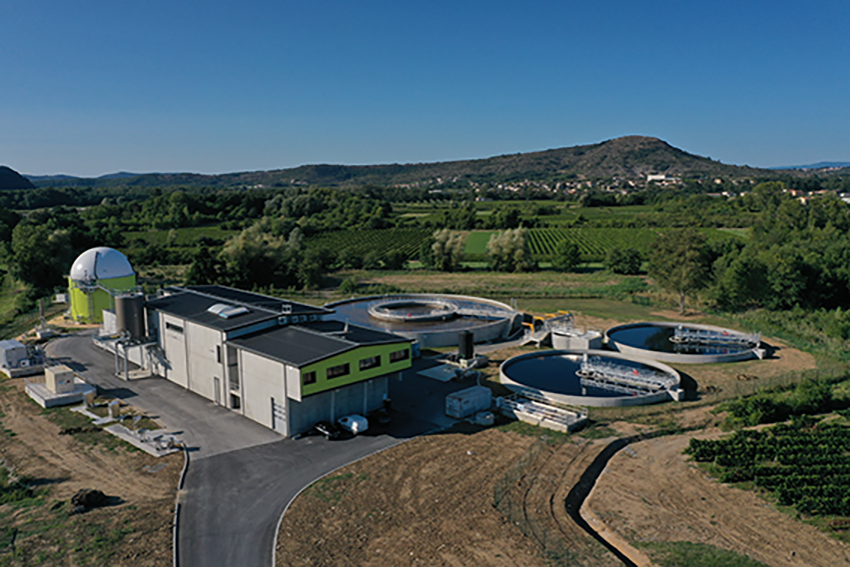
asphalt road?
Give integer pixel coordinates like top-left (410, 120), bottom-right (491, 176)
top-left (47, 332), bottom-right (453, 567)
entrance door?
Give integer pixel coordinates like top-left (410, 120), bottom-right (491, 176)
top-left (214, 377), bottom-right (221, 405)
top-left (271, 397), bottom-right (287, 435)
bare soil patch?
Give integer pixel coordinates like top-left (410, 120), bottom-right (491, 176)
top-left (277, 425), bottom-right (622, 566)
top-left (0, 377), bottom-right (179, 566)
top-left (585, 431), bottom-right (850, 567)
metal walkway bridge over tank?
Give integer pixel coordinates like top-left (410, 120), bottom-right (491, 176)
top-left (576, 355), bottom-right (677, 395)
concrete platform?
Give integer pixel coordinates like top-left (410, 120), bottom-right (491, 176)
top-left (25, 378), bottom-right (96, 408)
top-left (103, 423), bottom-right (182, 457)
top-left (418, 364), bottom-right (458, 382)
top-left (2, 364), bottom-right (45, 379)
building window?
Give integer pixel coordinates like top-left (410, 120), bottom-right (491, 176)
top-left (359, 355), bottom-right (381, 371)
top-left (230, 394), bottom-right (241, 410)
top-left (166, 322), bottom-right (183, 334)
top-left (326, 363), bottom-right (350, 379)
top-left (390, 348), bottom-right (409, 363)
top-left (302, 370), bottom-right (317, 385)
top-left (216, 345), bottom-right (221, 363)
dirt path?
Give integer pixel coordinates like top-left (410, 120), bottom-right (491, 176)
top-left (585, 432), bottom-right (850, 567)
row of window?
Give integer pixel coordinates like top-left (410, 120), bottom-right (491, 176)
top-left (302, 348), bottom-right (409, 386)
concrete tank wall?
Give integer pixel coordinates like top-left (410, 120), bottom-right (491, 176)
top-left (605, 321), bottom-right (761, 364)
top-left (499, 349), bottom-right (682, 408)
top-left (325, 293), bottom-right (520, 348)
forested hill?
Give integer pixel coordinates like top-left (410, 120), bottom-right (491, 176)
top-left (26, 136), bottom-right (776, 189)
top-left (0, 166), bottom-right (35, 190)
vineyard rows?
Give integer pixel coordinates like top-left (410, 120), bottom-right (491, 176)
top-left (306, 228), bottom-right (430, 260)
top-left (526, 228), bottom-right (661, 259)
top-left (306, 227), bottom-right (740, 263)
top-left (687, 417), bottom-right (850, 516)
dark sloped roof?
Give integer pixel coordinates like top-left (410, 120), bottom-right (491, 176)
top-left (186, 285), bottom-right (331, 316)
top-left (146, 289), bottom-right (277, 332)
top-left (301, 320), bottom-right (409, 346)
top-left (228, 321), bottom-right (409, 367)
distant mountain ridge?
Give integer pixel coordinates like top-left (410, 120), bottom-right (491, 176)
top-left (774, 162), bottom-right (850, 170)
top-left (18, 136), bottom-right (820, 190)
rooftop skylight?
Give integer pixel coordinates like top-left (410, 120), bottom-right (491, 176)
top-left (208, 303), bottom-right (250, 319)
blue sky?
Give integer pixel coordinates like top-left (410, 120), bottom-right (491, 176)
top-left (1, 1), bottom-right (848, 177)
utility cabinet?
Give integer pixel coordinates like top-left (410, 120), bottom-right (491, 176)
top-left (446, 385), bottom-right (492, 419)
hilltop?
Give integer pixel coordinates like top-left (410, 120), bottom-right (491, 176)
top-left (0, 166), bottom-right (35, 190)
top-left (25, 136), bottom-right (775, 190)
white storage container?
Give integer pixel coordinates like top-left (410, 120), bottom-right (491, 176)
top-left (446, 386), bottom-right (492, 419)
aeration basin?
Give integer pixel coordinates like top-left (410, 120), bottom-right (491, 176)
top-left (325, 294), bottom-right (521, 348)
top-left (500, 350), bottom-right (682, 407)
top-left (605, 322), bottom-right (762, 364)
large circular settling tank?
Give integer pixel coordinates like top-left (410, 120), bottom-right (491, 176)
top-left (606, 322), bottom-right (762, 363)
top-left (325, 294), bottom-right (520, 348)
top-left (500, 350), bottom-right (682, 407)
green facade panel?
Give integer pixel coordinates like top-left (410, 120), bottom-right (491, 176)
top-left (68, 274), bottom-right (137, 323)
top-left (300, 342), bottom-right (411, 398)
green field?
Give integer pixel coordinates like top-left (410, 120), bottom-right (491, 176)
top-left (124, 225), bottom-right (239, 245)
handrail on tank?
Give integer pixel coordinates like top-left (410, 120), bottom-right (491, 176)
top-left (669, 325), bottom-right (760, 347)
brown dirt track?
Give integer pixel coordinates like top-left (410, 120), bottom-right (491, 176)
top-left (585, 431), bottom-right (850, 567)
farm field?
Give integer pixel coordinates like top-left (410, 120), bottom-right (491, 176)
top-left (687, 416), bottom-right (850, 518)
top-left (306, 228), bottom-right (431, 261)
top-left (586, 430), bottom-right (850, 567)
top-left (124, 225), bottom-right (239, 245)
top-left (309, 226), bottom-right (743, 265)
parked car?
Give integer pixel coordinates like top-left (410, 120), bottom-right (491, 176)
top-left (337, 414), bottom-right (369, 435)
top-left (313, 420), bottom-right (342, 440)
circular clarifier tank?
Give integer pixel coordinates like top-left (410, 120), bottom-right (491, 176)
top-left (325, 294), bottom-right (520, 348)
top-left (605, 322), bottom-right (762, 364)
top-left (500, 350), bottom-right (682, 407)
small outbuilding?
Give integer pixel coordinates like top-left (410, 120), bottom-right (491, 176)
top-left (25, 364), bottom-right (97, 408)
top-left (0, 339), bottom-right (43, 378)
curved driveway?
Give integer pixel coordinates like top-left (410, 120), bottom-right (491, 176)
top-left (47, 332), bottom-right (441, 566)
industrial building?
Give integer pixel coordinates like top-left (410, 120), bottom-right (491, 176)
top-left (112, 285), bottom-right (412, 436)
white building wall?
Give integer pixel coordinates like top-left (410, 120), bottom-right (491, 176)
top-left (185, 321), bottom-right (224, 403)
top-left (240, 350), bottom-right (287, 434)
top-left (161, 313), bottom-right (188, 388)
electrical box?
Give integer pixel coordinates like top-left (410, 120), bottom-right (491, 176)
top-left (0, 340), bottom-right (27, 369)
top-left (45, 365), bottom-right (76, 394)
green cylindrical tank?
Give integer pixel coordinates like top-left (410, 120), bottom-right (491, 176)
top-left (68, 247), bottom-right (137, 324)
